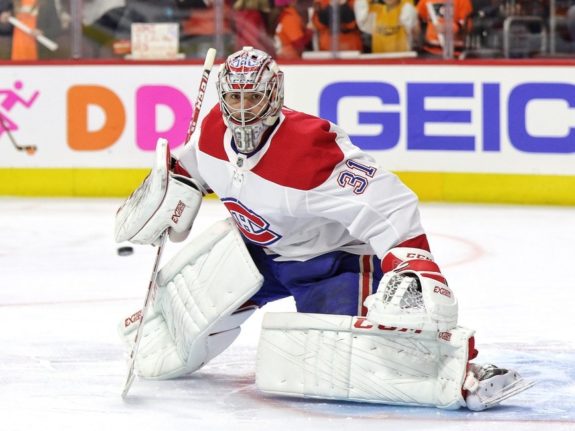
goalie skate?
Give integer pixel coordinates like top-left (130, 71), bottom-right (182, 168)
top-left (464, 364), bottom-right (536, 411)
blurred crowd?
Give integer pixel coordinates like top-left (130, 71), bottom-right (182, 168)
top-left (1, 0), bottom-right (575, 60)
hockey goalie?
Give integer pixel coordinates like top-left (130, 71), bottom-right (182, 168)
top-left (115, 46), bottom-right (534, 410)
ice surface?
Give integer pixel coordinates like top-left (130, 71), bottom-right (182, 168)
top-left (0, 198), bottom-right (573, 431)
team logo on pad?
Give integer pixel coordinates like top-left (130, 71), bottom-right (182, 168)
top-left (222, 198), bottom-right (281, 246)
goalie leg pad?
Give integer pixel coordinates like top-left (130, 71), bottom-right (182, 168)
top-left (119, 219), bottom-right (263, 379)
top-left (256, 312), bottom-right (473, 409)
top-left (120, 305), bottom-right (257, 379)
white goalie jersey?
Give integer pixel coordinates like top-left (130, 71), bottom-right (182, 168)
top-left (178, 105), bottom-right (427, 262)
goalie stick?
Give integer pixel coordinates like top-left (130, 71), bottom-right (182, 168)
top-left (121, 47), bottom-right (217, 398)
top-left (0, 114), bottom-right (37, 155)
top-left (184, 50), bottom-right (216, 144)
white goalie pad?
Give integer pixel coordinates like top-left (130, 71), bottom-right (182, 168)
top-left (119, 219), bottom-right (263, 379)
top-left (256, 312), bottom-right (474, 409)
top-left (115, 138), bottom-right (203, 245)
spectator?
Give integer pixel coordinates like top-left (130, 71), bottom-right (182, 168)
top-left (11, 0), bottom-right (40, 60)
top-left (10, 0), bottom-right (71, 60)
top-left (0, 0), bottom-right (13, 59)
top-left (354, 0), bottom-right (419, 53)
top-left (274, 0), bottom-right (312, 59)
top-left (180, 0), bottom-right (235, 58)
top-left (416, 0), bottom-right (473, 57)
top-left (311, 0), bottom-right (363, 51)
top-left (232, 0), bottom-right (275, 53)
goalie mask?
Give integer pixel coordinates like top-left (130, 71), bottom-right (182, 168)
top-left (217, 47), bottom-right (284, 154)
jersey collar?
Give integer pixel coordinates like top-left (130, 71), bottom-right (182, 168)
top-left (224, 113), bottom-right (285, 171)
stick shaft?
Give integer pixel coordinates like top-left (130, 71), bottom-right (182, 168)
top-left (184, 48), bottom-right (217, 144)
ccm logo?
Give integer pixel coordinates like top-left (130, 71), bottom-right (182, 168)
top-left (124, 310), bottom-right (142, 328)
top-left (434, 286), bottom-right (452, 298)
top-left (354, 317), bottom-right (422, 334)
top-left (406, 252), bottom-right (431, 260)
top-left (171, 200), bottom-right (186, 223)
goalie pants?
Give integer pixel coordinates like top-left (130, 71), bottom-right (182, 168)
top-left (244, 242), bottom-right (383, 316)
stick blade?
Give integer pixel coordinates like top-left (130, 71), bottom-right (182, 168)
top-left (121, 370), bottom-right (136, 398)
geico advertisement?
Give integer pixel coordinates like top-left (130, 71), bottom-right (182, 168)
top-left (1, 63), bottom-right (574, 174)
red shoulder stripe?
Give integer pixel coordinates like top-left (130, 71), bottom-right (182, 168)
top-left (252, 110), bottom-right (344, 190)
top-left (197, 104), bottom-right (228, 161)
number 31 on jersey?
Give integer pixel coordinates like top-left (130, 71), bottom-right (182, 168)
top-left (337, 160), bottom-right (377, 194)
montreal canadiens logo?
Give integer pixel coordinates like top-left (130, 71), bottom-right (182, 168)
top-left (222, 198), bottom-right (281, 246)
